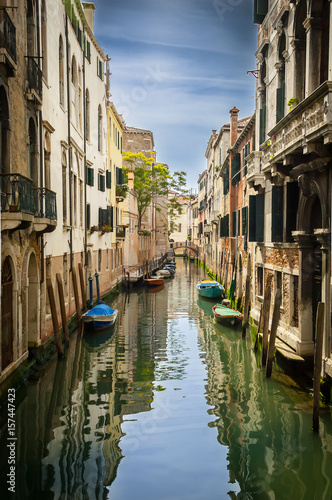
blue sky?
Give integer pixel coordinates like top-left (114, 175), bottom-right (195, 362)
top-left (93, 0), bottom-right (258, 189)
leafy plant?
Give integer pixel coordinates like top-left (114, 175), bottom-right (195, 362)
top-left (287, 97), bottom-right (299, 111)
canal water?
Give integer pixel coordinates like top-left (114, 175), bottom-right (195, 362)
top-left (1, 259), bottom-right (332, 500)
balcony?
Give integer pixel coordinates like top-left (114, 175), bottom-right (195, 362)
top-left (116, 184), bottom-right (128, 202)
top-left (265, 81), bottom-right (332, 174)
top-left (116, 225), bottom-right (126, 240)
top-left (0, 174), bottom-right (57, 233)
top-left (26, 56), bottom-right (42, 104)
top-left (0, 9), bottom-right (16, 76)
top-left (246, 151), bottom-right (264, 190)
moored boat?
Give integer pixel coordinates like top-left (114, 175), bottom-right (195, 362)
top-left (196, 279), bottom-right (224, 299)
top-left (144, 276), bottom-right (164, 286)
top-left (156, 269), bottom-right (172, 277)
top-left (82, 300), bottom-right (118, 330)
top-left (212, 303), bottom-right (243, 326)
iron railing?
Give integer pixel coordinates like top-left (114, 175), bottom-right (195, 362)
top-left (27, 56), bottom-right (42, 99)
top-left (0, 9), bottom-right (16, 64)
top-left (0, 174), bottom-right (57, 220)
top-left (0, 174), bottom-right (34, 214)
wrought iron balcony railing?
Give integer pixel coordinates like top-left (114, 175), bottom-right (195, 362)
top-left (0, 9), bottom-right (16, 64)
top-left (0, 173), bottom-right (34, 214)
top-left (27, 56), bottom-right (42, 100)
top-left (0, 174), bottom-right (57, 221)
top-left (34, 188), bottom-right (57, 220)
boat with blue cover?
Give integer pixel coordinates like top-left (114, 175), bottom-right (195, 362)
top-left (82, 300), bottom-right (118, 330)
top-left (196, 279), bottom-right (224, 299)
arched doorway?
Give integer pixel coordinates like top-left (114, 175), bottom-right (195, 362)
top-left (27, 253), bottom-right (40, 345)
top-left (1, 257), bottom-right (14, 370)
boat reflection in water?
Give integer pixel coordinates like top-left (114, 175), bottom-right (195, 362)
top-left (147, 283), bottom-right (164, 293)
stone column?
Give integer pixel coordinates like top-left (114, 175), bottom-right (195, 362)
top-left (293, 232), bottom-right (315, 355)
top-left (304, 16), bottom-right (322, 97)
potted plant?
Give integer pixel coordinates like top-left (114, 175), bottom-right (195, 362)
top-left (287, 97), bottom-right (299, 111)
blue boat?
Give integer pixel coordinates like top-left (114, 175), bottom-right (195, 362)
top-left (82, 300), bottom-right (118, 330)
top-left (196, 279), bottom-right (224, 299)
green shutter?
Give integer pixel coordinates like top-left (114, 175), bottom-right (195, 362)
top-left (107, 205), bottom-right (113, 230)
top-left (256, 192), bottom-right (265, 242)
top-left (259, 104), bottom-right (266, 145)
top-left (86, 203), bottom-right (90, 229)
top-left (249, 196), bottom-right (256, 242)
top-left (231, 152), bottom-right (241, 185)
top-left (87, 167), bottom-right (94, 187)
top-left (225, 214), bottom-right (229, 236)
top-left (286, 182), bottom-right (299, 242)
top-left (254, 0), bottom-right (268, 24)
top-left (272, 185), bottom-right (284, 242)
top-left (276, 83), bottom-right (285, 123)
top-left (232, 211), bottom-right (237, 237)
top-left (98, 174), bottom-right (105, 192)
top-left (98, 207), bottom-right (103, 230)
top-left (106, 170), bottom-right (112, 189)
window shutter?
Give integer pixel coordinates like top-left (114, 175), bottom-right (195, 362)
top-left (256, 192), bottom-right (265, 242)
top-left (107, 205), bottom-right (113, 230)
top-left (259, 104), bottom-right (266, 145)
top-left (238, 209), bottom-right (241, 235)
top-left (242, 206), bottom-right (248, 235)
top-left (249, 195), bottom-right (256, 242)
top-left (223, 164), bottom-right (229, 194)
top-left (116, 167), bottom-right (123, 185)
top-left (98, 207), bottom-right (103, 230)
top-left (225, 214), bottom-right (229, 236)
top-left (272, 185), bottom-right (284, 242)
top-left (286, 182), bottom-right (299, 242)
top-left (86, 203), bottom-right (90, 229)
top-left (254, 0), bottom-right (268, 24)
top-left (86, 166), bottom-right (94, 187)
top-left (276, 83), bottom-right (285, 123)
top-left (106, 170), bottom-right (112, 189)
top-left (232, 211), bottom-right (237, 237)
top-left (98, 174), bottom-right (105, 192)
top-left (231, 152), bottom-right (241, 185)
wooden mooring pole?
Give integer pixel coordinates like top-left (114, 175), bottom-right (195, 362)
top-left (46, 278), bottom-right (64, 358)
top-left (56, 273), bottom-right (69, 346)
top-left (72, 267), bottom-right (81, 322)
top-left (313, 302), bottom-right (325, 432)
top-left (262, 280), bottom-right (272, 366)
top-left (266, 288), bottom-right (282, 378)
top-left (241, 275), bottom-right (251, 338)
top-left (254, 303), bottom-right (264, 351)
top-left (78, 263), bottom-right (87, 313)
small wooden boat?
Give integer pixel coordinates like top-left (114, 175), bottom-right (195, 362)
top-left (156, 269), bottom-right (172, 277)
top-left (197, 280), bottom-right (224, 299)
top-left (147, 283), bottom-right (164, 293)
top-left (144, 276), bottom-right (164, 286)
top-left (212, 303), bottom-right (243, 326)
top-left (82, 300), bottom-right (118, 330)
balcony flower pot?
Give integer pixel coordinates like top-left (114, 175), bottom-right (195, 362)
top-left (90, 225), bottom-right (98, 233)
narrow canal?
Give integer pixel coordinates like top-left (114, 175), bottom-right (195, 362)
top-left (1, 259), bottom-right (332, 499)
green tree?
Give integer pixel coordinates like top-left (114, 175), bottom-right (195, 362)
top-left (122, 151), bottom-right (187, 234)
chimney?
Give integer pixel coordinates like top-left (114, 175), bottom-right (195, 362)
top-left (229, 106), bottom-right (239, 147)
top-left (128, 171), bottom-right (134, 190)
top-left (82, 2), bottom-right (96, 34)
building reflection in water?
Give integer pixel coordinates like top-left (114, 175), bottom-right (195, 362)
top-left (195, 295), bottom-right (332, 499)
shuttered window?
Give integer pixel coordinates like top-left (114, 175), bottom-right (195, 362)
top-left (86, 167), bottom-right (94, 187)
top-left (231, 153), bottom-right (241, 185)
top-left (276, 81), bottom-right (285, 123)
top-left (98, 173), bottom-right (105, 192)
top-left (116, 167), bottom-right (124, 185)
top-left (106, 170), bottom-right (112, 189)
top-left (249, 193), bottom-right (264, 242)
top-left (220, 214), bottom-right (229, 237)
top-left (286, 181), bottom-right (299, 242)
top-left (86, 203), bottom-right (90, 229)
top-left (254, 0), bottom-right (268, 24)
top-left (259, 104), bottom-right (266, 145)
top-left (272, 185), bottom-right (284, 242)
top-left (232, 211), bottom-right (237, 237)
top-left (223, 164), bottom-right (229, 195)
top-left (242, 206), bottom-right (248, 236)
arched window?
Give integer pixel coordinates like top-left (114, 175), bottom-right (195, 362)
top-left (98, 104), bottom-right (102, 152)
top-left (85, 89), bottom-right (90, 141)
top-left (41, 0), bottom-right (47, 79)
top-left (2, 256), bottom-right (14, 370)
top-left (71, 55), bottom-right (78, 126)
top-left (59, 35), bottom-right (65, 106)
top-left (44, 130), bottom-right (51, 189)
top-left (0, 86), bottom-right (10, 174)
top-left (294, 0), bottom-right (306, 102)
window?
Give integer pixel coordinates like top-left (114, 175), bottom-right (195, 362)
top-left (98, 173), bottom-right (105, 192)
top-left (223, 164), bottom-right (229, 195)
top-left (286, 182), bottom-right (299, 242)
top-left (249, 193), bottom-right (264, 242)
top-left (272, 185), bottom-right (284, 242)
top-left (231, 153), bottom-right (241, 185)
top-left (86, 203), bottom-right (90, 229)
top-left (257, 266), bottom-right (264, 296)
top-left (253, 0), bottom-right (268, 24)
top-left (97, 57), bottom-right (103, 80)
top-left (242, 206), bottom-right (248, 236)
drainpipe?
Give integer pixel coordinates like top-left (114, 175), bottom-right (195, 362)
top-left (65, 14), bottom-right (73, 271)
top-left (36, 0), bottom-right (44, 284)
top-left (83, 28), bottom-right (87, 287)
